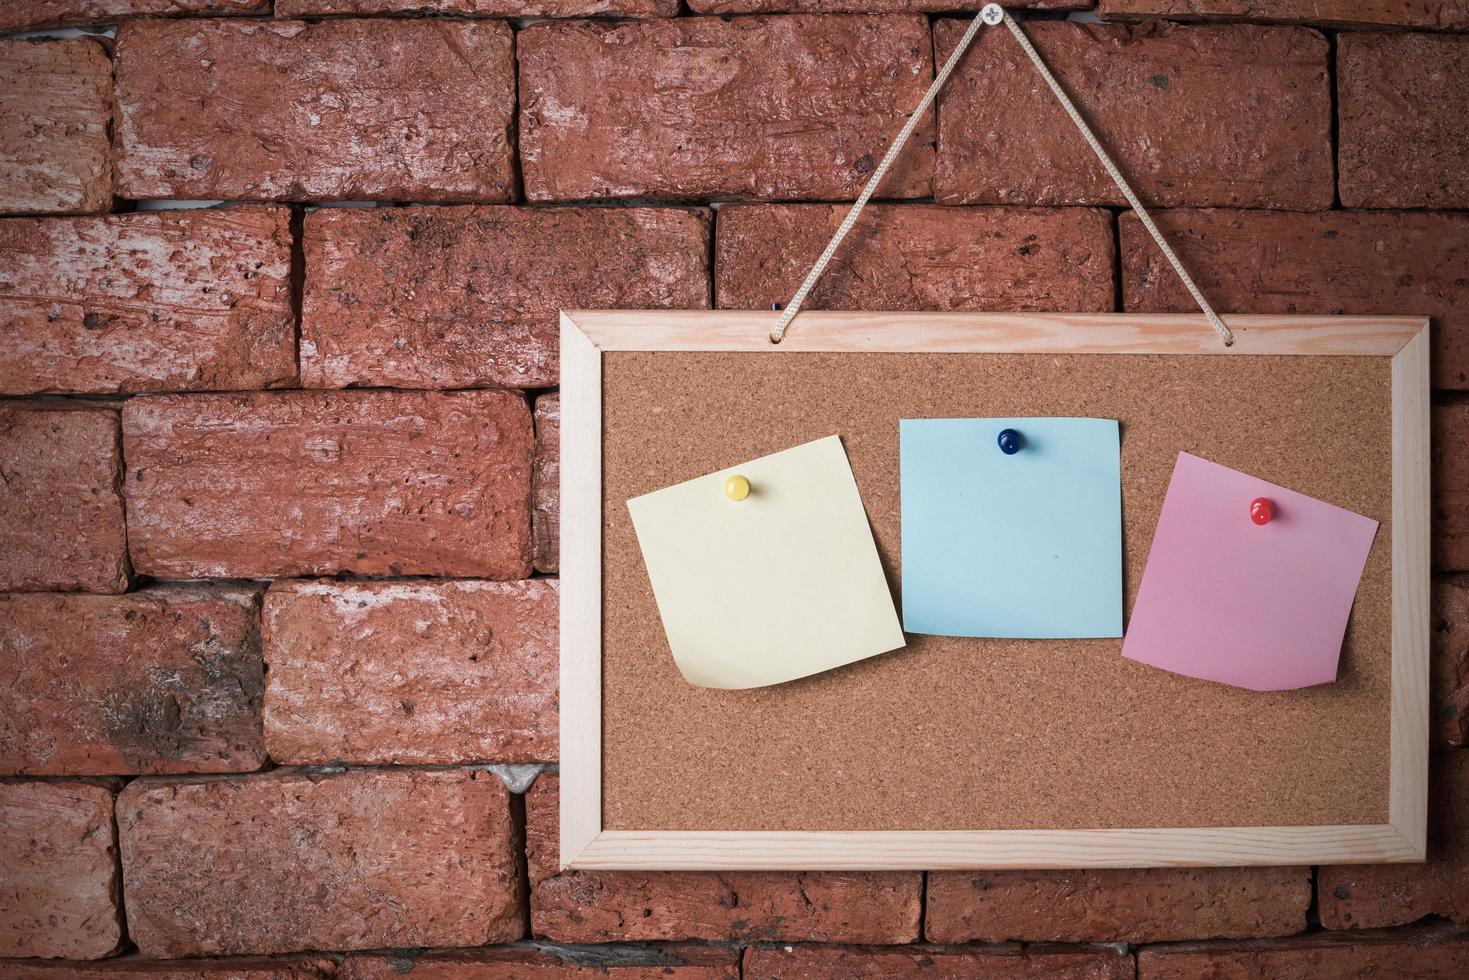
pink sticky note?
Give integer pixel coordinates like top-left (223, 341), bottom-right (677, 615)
top-left (1122, 452), bottom-right (1379, 691)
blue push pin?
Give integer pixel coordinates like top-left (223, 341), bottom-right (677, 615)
top-left (997, 428), bottom-right (1022, 455)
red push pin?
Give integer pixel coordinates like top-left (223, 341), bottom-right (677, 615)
top-left (1250, 497), bottom-right (1274, 526)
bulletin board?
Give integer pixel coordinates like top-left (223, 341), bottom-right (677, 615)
top-left (559, 311), bottom-right (1430, 870)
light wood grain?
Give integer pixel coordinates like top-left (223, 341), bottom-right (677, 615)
top-left (567, 311), bottom-right (1424, 356)
top-left (1389, 323), bottom-right (1432, 859)
top-left (559, 315), bottom-right (603, 870)
top-left (570, 825), bottom-right (1423, 871)
top-left (559, 311), bottom-right (1432, 870)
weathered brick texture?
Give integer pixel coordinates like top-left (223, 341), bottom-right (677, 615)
top-left (527, 776), bottom-right (921, 943)
top-left (0, 2), bottom-right (269, 33)
top-left (280, 0), bottom-right (677, 15)
top-left (0, 586), bottom-right (265, 776)
top-left (114, 19), bottom-right (515, 202)
top-left (117, 768), bottom-right (523, 957)
top-left (1435, 401), bottom-right (1469, 571)
top-left (1339, 32), bottom-right (1469, 209)
top-left (518, 16), bottom-right (934, 202)
top-left (0, 956), bottom-right (337, 978)
top-left (1098, 0), bottom-right (1469, 29)
top-left (1319, 751), bottom-right (1469, 930)
top-left (1137, 925), bottom-right (1469, 979)
top-left (122, 390), bottom-right (533, 580)
top-left (716, 204), bottom-right (1114, 313)
top-left (342, 945), bottom-right (740, 979)
top-left (743, 943), bottom-right (1133, 978)
top-left (533, 393), bottom-right (560, 574)
top-left (301, 206), bottom-right (709, 390)
top-left (1121, 209), bottom-right (1469, 390)
top-left (926, 868), bottom-right (1308, 943)
top-left (0, 38), bottom-right (112, 215)
top-left (0, 781), bottom-right (122, 960)
top-left (934, 20), bottom-right (1332, 210)
top-left (0, 1), bottom-right (1465, 975)
top-left (0, 405), bottom-right (128, 594)
top-left (1436, 576), bottom-right (1469, 749)
top-left (0, 207), bottom-right (295, 395)
top-left (263, 579), bottom-right (557, 766)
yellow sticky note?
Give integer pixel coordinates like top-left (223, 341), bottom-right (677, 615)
top-left (627, 435), bottom-right (905, 689)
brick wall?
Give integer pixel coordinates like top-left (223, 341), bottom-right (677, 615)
top-left (1, 1), bottom-right (1467, 976)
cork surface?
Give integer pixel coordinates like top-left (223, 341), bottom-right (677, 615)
top-left (601, 351), bottom-right (1393, 831)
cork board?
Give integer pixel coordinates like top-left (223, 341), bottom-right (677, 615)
top-left (559, 311), bottom-right (1430, 870)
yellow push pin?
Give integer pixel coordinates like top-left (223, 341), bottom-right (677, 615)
top-left (724, 474), bottom-right (751, 501)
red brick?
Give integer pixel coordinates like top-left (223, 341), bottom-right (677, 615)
top-left (0, 405), bottom-right (127, 594)
top-left (525, 776), bottom-right (921, 943)
top-left (0, 956), bottom-right (335, 978)
top-left (744, 943), bottom-right (1133, 979)
top-left (1339, 32), bottom-right (1469, 209)
top-left (0, 38), bottom-right (111, 215)
top-left (1120, 209), bottom-right (1469, 390)
top-left (534, 393), bottom-right (559, 574)
top-left (114, 19), bottom-right (514, 202)
top-left (301, 206), bottom-right (709, 390)
top-left (0, 2), bottom-right (269, 33)
top-left (934, 20), bottom-right (1331, 210)
top-left (926, 867), bottom-right (1308, 943)
top-left (1319, 752), bottom-right (1469, 930)
top-left (1435, 401), bottom-right (1469, 571)
top-left (716, 204), bottom-right (1114, 313)
top-left (117, 768), bottom-right (523, 957)
top-left (342, 944), bottom-right (740, 979)
top-left (1098, 0), bottom-right (1469, 29)
top-left (121, 390), bottom-right (533, 580)
top-left (0, 781), bottom-right (121, 960)
top-left (263, 579), bottom-right (557, 766)
top-left (1137, 925), bottom-right (1469, 979)
top-left (693, 0), bottom-right (1084, 9)
top-left (518, 16), bottom-right (933, 202)
top-left (280, 0), bottom-right (675, 15)
top-left (0, 207), bottom-right (294, 395)
top-left (0, 586), bottom-right (264, 777)
top-left (1435, 576), bottom-right (1469, 749)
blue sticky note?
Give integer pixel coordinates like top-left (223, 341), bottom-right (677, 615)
top-left (900, 417), bottom-right (1122, 639)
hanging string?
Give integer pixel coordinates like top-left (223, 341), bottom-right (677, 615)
top-left (997, 10), bottom-right (1232, 346)
top-left (771, 4), bottom-right (1233, 347)
top-left (768, 6), bottom-right (993, 344)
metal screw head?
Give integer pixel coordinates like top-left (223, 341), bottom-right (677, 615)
top-left (981, 3), bottom-right (1004, 25)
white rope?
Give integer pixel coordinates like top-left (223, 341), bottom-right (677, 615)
top-left (768, 5), bottom-right (995, 343)
top-left (998, 10), bottom-right (1232, 346)
top-left (772, 3), bottom-right (1232, 348)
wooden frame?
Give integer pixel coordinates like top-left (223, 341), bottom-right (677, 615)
top-left (560, 311), bottom-right (1430, 870)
